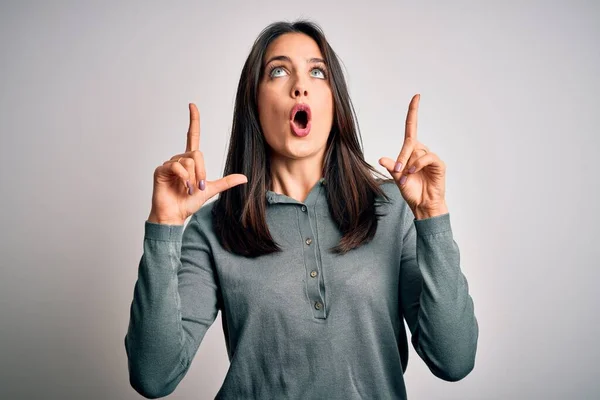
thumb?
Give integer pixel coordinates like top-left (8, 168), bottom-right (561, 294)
top-left (379, 157), bottom-right (402, 179)
top-left (203, 174), bottom-right (248, 200)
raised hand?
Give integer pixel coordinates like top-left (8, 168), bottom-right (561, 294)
top-left (148, 103), bottom-right (248, 225)
top-left (379, 94), bottom-right (448, 219)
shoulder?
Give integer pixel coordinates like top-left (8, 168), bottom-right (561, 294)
top-left (375, 179), bottom-right (408, 210)
top-left (377, 179), bottom-right (400, 198)
top-left (184, 199), bottom-right (218, 241)
top-left (192, 199), bottom-right (216, 225)
top-left (374, 178), bottom-right (414, 228)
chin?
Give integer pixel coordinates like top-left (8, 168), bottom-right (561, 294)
top-left (285, 142), bottom-right (327, 161)
top-left (265, 126), bottom-right (330, 160)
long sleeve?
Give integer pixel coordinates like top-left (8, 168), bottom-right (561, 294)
top-left (124, 214), bottom-right (220, 398)
top-left (399, 207), bottom-right (479, 382)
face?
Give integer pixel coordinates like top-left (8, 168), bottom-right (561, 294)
top-left (257, 33), bottom-right (334, 163)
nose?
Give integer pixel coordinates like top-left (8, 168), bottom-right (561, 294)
top-left (294, 88), bottom-right (308, 97)
top-left (291, 77), bottom-right (308, 98)
top-left (293, 87), bottom-right (308, 97)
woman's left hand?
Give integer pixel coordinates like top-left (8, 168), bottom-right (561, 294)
top-left (379, 94), bottom-right (449, 220)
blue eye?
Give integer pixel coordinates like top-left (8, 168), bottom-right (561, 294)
top-left (310, 68), bottom-right (326, 79)
top-left (267, 64), bottom-right (328, 79)
top-left (269, 66), bottom-right (287, 77)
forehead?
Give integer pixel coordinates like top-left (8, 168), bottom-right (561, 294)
top-left (264, 33), bottom-right (323, 61)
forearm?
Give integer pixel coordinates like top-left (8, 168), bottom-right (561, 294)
top-left (401, 212), bottom-right (479, 382)
top-left (412, 224), bottom-right (478, 381)
top-left (124, 225), bottom-right (188, 397)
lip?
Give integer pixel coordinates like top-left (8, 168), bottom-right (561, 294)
top-left (289, 103), bottom-right (312, 137)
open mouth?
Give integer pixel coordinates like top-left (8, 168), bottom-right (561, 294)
top-left (293, 110), bottom-right (308, 129)
top-left (290, 103), bottom-right (312, 137)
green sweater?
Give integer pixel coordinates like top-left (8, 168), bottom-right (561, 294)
top-left (124, 179), bottom-right (478, 399)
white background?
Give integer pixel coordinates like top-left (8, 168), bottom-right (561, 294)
top-left (1, 1), bottom-right (598, 399)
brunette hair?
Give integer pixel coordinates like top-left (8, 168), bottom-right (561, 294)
top-left (212, 19), bottom-right (391, 257)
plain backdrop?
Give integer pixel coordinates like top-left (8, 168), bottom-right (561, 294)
top-left (1, 1), bottom-right (598, 399)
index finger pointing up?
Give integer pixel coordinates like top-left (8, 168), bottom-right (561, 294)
top-left (405, 94), bottom-right (420, 141)
top-left (186, 103), bottom-right (200, 152)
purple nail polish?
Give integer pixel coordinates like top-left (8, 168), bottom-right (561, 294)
top-left (199, 179), bottom-right (206, 191)
top-left (186, 180), bottom-right (193, 195)
top-left (408, 166), bottom-right (416, 173)
top-left (394, 162), bottom-right (402, 172)
top-left (400, 175), bottom-right (407, 185)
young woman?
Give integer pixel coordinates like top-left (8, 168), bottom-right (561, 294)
top-left (125, 20), bottom-right (478, 399)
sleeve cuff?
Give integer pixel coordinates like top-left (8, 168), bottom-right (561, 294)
top-left (413, 212), bottom-right (452, 236)
top-left (144, 220), bottom-right (184, 241)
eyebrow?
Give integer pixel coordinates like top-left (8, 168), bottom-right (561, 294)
top-left (264, 55), bottom-right (327, 66)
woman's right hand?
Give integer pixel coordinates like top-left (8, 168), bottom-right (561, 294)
top-left (148, 103), bottom-right (248, 225)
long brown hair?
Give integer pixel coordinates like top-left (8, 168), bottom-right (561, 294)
top-left (213, 20), bottom-right (391, 257)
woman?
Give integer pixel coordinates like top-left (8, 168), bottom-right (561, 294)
top-left (125, 20), bottom-right (478, 399)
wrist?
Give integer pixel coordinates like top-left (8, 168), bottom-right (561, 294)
top-left (147, 212), bottom-right (185, 225)
top-left (414, 203), bottom-right (449, 220)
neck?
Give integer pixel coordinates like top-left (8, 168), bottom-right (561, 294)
top-left (269, 152), bottom-right (324, 203)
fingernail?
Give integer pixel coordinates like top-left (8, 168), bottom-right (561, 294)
top-left (186, 180), bottom-right (193, 195)
top-left (394, 162), bottom-right (402, 172)
top-left (408, 166), bottom-right (416, 173)
top-left (400, 175), bottom-right (407, 185)
top-left (199, 179), bottom-right (206, 191)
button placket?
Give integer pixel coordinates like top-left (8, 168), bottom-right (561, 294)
top-left (297, 200), bottom-right (326, 319)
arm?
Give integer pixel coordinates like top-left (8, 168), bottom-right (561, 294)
top-left (124, 214), bottom-right (220, 398)
top-left (399, 205), bottom-right (479, 381)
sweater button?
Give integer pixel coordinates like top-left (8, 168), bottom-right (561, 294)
top-left (301, 206), bottom-right (307, 212)
top-left (314, 301), bottom-right (322, 310)
top-left (305, 238), bottom-right (312, 245)
top-left (310, 270), bottom-right (318, 278)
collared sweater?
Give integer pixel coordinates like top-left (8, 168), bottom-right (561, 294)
top-left (124, 179), bottom-right (479, 399)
